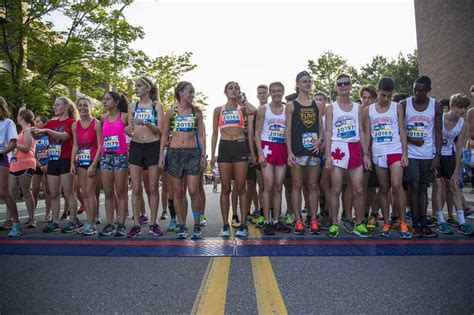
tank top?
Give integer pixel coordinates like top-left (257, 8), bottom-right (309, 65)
top-left (170, 107), bottom-right (198, 132)
top-left (35, 135), bottom-right (49, 166)
top-left (405, 97), bottom-right (436, 159)
top-left (76, 119), bottom-right (99, 166)
top-left (440, 113), bottom-right (464, 156)
top-left (218, 105), bottom-right (245, 129)
top-left (369, 102), bottom-right (402, 156)
top-left (133, 102), bottom-right (158, 126)
top-left (102, 113), bottom-right (127, 154)
top-left (45, 117), bottom-right (75, 160)
top-left (291, 100), bottom-right (319, 157)
top-left (331, 101), bottom-right (360, 142)
top-left (10, 130), bottom-right (36, 172)
top-left (261, 103), bottom-right (286, 144)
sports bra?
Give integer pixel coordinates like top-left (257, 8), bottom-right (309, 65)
top-left (133, 101), bottom-right (157, 126)
top-left (218, 105), bottom-right (245, 129)
top-left (170, 107), bottom-right (198, 132)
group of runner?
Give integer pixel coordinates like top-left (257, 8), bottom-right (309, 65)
top-left (0, 73), bottom-right (473, 239)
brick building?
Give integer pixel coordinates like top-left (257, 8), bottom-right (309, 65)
top-left (414, 0), bottom-right (473, 99)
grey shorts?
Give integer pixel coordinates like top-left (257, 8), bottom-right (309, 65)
top-left (295, 156), bottom-right (320, 167)
top-left (167, 148), bottom-right (200, 178)
top-left (100, 153), bottom-right (128, 171)
top-left (403, 158), bottom-right (435, 184)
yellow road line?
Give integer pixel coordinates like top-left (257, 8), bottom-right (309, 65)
top-left (249, 224), bottom-right (288, 315)
top-left (191, 257), bottom-right (231, 315)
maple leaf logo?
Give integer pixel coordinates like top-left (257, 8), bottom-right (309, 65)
top-left (331, 147), bottom-right (345, 160)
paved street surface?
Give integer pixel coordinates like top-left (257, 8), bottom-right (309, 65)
top-left (1, 185), bottom-right (474, 314)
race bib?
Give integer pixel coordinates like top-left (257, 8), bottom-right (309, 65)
top-left (268, 124), bottom-right (285, 143)
top-left (335, 117), bottom-right (356, 139)
top-left (103, 135), bottom-right (119, 151)
top-left (176, 115), bottom-right (196, 132)
top-left (407, 123), bottom-right (425, 139)
top-left (37, 151), bottom-right (49, 165)
top-left (78, 149), bottom-right (91, 166)
top-left (373, 123), bottom-right (393, 142)
top-left (222, 110), bottom-right (240, 124)
top-left (48, 144), bottom-right (61, 161)
top-left (134, 108), bottom-right (155, 124)
top-left (302, 132), bottom-right (318, 149)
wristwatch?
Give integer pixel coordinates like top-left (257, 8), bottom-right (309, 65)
top-left (143, 120), bottom-right (149, 126)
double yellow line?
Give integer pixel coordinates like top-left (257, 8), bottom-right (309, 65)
top-left (191, 225), bottom-right (287, 315)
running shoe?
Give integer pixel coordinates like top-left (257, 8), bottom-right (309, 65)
top-left (74, 217), bottom-right (83, 228)
top-left (95, 215), bottom-right (102, 225)
top-left (219, 225), bottom-right (230, 237)
top-left (82, 224), bottom-right (97, 236)
top-left (61, 221), bottom-right (78, 233)
top-left (412, 226), bottom-right (423, 238)
top-left (457, 223), bottom-right (474, 236)
top-left (320, 215), bottom-right (332, 230)
top-left (405, 211), bottom-right (412, 220)
top-left (293, 219), bottom-right (305, 235)
top-left (399, 222), bottom-right (412, 239)
top-left (44, 213), bottom-right (52, 223)
top-left (76, 224), bottom-right (86, 234)
top-left (177, 225), bottom-right (188, 239)
top-left (437, 222), bottom-right (453, 235)
top-left (328, 224), bottom-right (339, 237)
top-left (149, 224), bottom-right (164, 236)
top-left (446, 215), bottom-right (459, 227)
top-left (191, 225), bottom-right (202, 239)
top-left (99, 224), bottom-right (116, 236)
top-left (42, 221), bottom-right (60, 233)
top-left (200, 215), bottom-right (207, 227)
top-left (354, 223), bottom-right (371, 238)
top-left (274, 221), bottom-right (291, 233)
top-left (379, 224), bottom-right (391, 237)
top-left (390, 218), bottom-right (401, 230)
top-left (159, 212), bottom-right (168, 220)
top-left (235, 224), bottom-right (249, 237)
top-left (60, 211), bottom-right (69, 221)
top-left (286, 214), bottom-right (295, 226)
top-left (231, 215), bottom-right (240, 228)
top-left (464, 208), bottom-right (474, 217)
top-left (426, 217), bottom-right (437, 227)
top-left (8, 222), bottom-right (22, 238)
top-left (309, 219), bottom-right (320, 235)
top-left (256, 216), bottom-right (265, 228)
top-left (115, 224), bottom-right (127, 237)
top-left (26, 218), bottom-right (37, 229)
top-left (139, 214), bottom-right (149, 225)
top-left (367, 214), bottom-right (378, 230)
top-left (422, 226), bottom-right (439, 238)
top-left (0, 219), bottom-right (12, 230)
top-left (263, 221), bottom-right (275, 236)
top-left (167, 218), bottom-right (177, 232)
top-left (127, 226), bottom-right (142, 238)
top-left (343, 219), bottom-right (355, 234)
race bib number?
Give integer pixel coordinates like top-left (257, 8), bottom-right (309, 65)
top-left (302, 132), bottom-right (318, 149)
top-left (373, 123), bottom-right (393, 142)
top-left (176, 115), bottom-right (196, 132)
top-left (222, 110), bottom-right (240, 124)
top-left (335, 117), bottom-right (356, 139)
top-left (407, 123), bottom-right (425, 139)
top-left (103, 135), bottom-right (119, 151)
top-left (48, 144), bottom-right (61, 161)
top-left (78, 149), bottom-right (91, 166)
top-left (134, 108), bottom-right (155, 124)
top-left (37, 151), bottom-right (49, 165)
top-left (268, 124), bottom-right (285, 143)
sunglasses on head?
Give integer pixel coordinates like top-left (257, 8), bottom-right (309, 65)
top-left (336, 81), bottom-right (351, 87)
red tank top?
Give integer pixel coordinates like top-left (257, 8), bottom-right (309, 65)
top-left (76, 119), bottom-right (98, 166)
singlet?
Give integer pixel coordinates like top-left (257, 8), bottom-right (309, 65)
top-left (405, 97), bottom-right (436, 159)
top-left (0, 118), bottom-right (18, 152)
top-left (10, 130), bottom-right (36, 172)
top-left (369, 102), bottom-right (402, 156)
top-left (331, 101), bottom-right (360, 143)
top-left (102, 113), bottom-right (127, 154)
top-left (218, 105), bottom-right (245, 129)
top-left (35, 135), bottom-right (49, 166)
top-left (133, 102), bottom-right (158, 126)
top-left (291, 100), bottom-right (319, 157)
top-left (44, 117), bottom-right (75, 160)
top-left (440, 113), bottom-right (464, 156)
top-left (261, 103), bottom-right (286, 144)
top-left (76, 119), bottom-right (99, 166)
top-left (170, 107), bottom-right (198, 132)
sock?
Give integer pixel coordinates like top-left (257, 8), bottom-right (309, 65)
top-left (437, 211), bottom-right (446, 223)
top-left (457, 210), bottom-right (466, 225)
top-left (273, 220), bottom-right (279, 225)
top-left (406, 207), bottom-right (411, 213)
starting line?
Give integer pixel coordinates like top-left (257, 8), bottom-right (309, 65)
top-left (1, 237), bottom-right (474, 257)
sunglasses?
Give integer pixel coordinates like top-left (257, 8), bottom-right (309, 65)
top-left (336, 81), bottom-right (351, 87)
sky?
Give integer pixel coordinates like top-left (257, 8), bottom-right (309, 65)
top-left (49, 0), bottom-right (418, 156)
